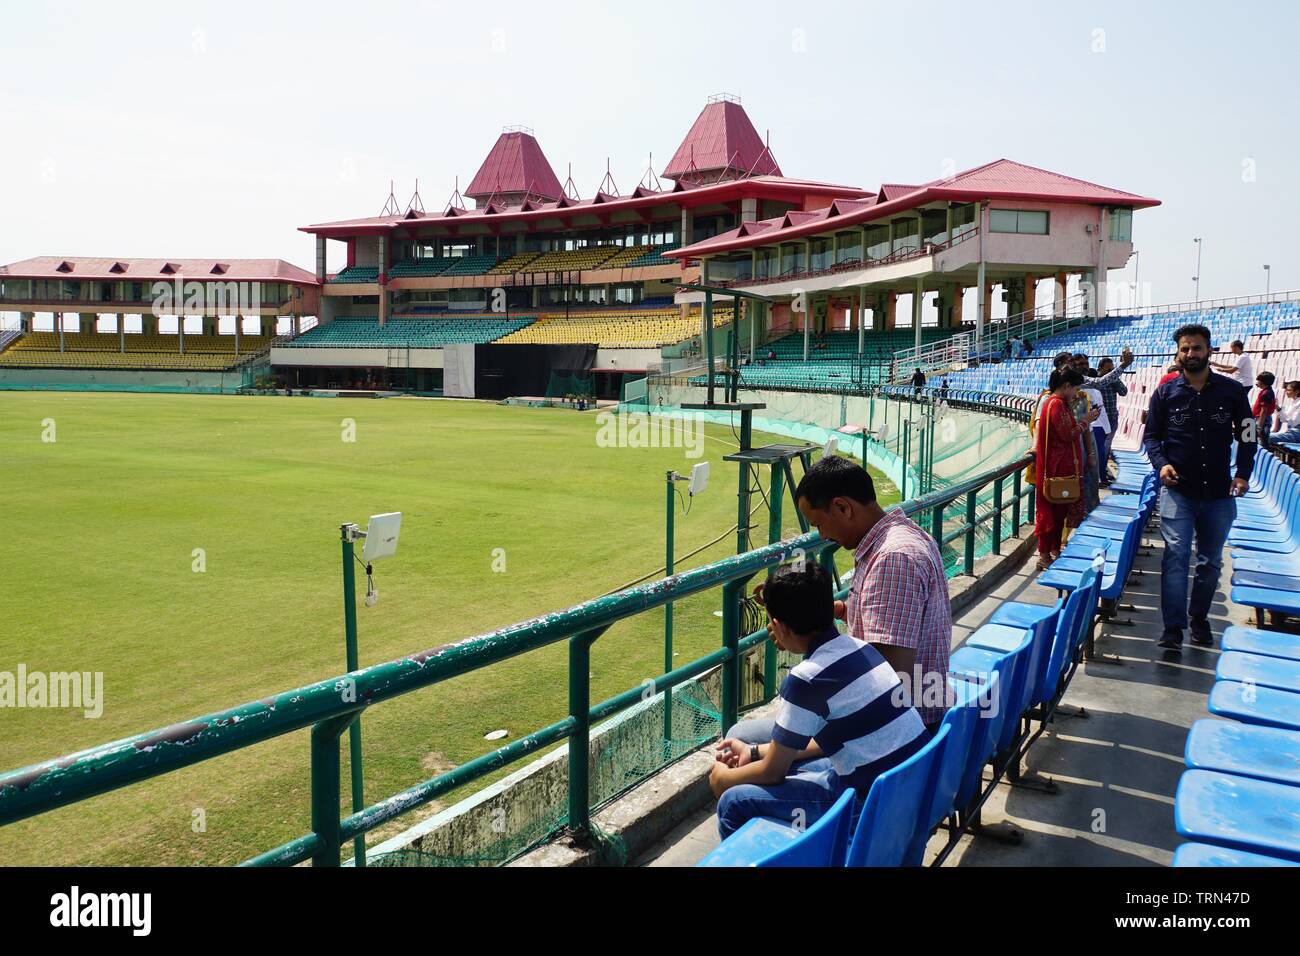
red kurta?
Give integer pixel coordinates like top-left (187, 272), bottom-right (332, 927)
top-left (1034, 394), bottom-right (1085, 553)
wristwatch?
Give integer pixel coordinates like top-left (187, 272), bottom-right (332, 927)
top-left (749, 744), bottom-right (761, 764)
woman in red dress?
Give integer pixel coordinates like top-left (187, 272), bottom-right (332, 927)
top-left (1035, 367), bottom-right (1094, 570)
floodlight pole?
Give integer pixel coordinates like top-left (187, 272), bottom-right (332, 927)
top-left (340, 523), bottom-right (367, 868)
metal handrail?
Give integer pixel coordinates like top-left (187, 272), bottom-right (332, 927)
top-left (0, 414), bottom-right (1036, 867)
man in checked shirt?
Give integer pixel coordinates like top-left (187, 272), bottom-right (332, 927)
top-left (792, 457), bottom-right (952, 732)
top-left (726, 455), bottom-right (953, 744)
top-left (728, 455), bottom-right (961, 749)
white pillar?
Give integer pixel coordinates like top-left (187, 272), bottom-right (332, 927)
top-left (975, 203), bottom-right (987, 351)
top-left (857, 287), bottom-right (866, 356)
top-left (913, 277), bottom-right (923, 351)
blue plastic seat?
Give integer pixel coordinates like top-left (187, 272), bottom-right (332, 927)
top-left (1222, 625), bottom-right (1300, 662)
top-left (904, 675), bottom-right (998, 866)
top-left (1184, 718), bottom-right (1300, 786)
top-left (950, 627), bottom-right (1033, 758)
top-left (1208, 680), bottom-right (1300, 730)
top-left (1217, 651), bottom-right (1300, 694)
top-left (1174, 769), bottom-right (1300, 862)
top-left (845, 724), bottom-right (950, 867)
top-left (697, 785), bottom-right (857, 868)
top-left (1175, 842), bottom-right (1294, 868)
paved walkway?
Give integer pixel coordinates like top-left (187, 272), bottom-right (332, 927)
top-left (639, 510), bottom-right (1261, 867)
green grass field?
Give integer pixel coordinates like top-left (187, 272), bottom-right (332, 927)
top-left (0, 392), bottom-right (897, 865)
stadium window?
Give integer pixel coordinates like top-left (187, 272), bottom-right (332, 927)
top-left (989, 209), bottom-right (1049, 235)
top-left (1109, 207), bottom-right (1133, 241)
top-left (865, 225), bottom-right (890, 261)
top-left (810, 238), bottom-right (831, 271)
top-left (836, 231), bottom-right (861, 263)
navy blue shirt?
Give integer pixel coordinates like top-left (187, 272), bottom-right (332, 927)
top-left (1143, 371), bottom-right (1256, 499)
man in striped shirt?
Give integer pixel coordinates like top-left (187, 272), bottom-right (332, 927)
top-left (710, 562), bottom-right (927, 838)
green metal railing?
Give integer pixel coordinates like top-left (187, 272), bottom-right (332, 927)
top-left (0, 453), bottom-right (1035, 868)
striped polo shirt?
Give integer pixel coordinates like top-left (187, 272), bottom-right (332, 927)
top-left (771, 627), bottom-right (928, 791)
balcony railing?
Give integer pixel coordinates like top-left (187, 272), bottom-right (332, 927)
top-left (710, 223), bottom-right (979, 290)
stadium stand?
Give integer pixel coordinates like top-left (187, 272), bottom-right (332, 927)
top-left (524, 246), bottom-right (620, 273)
top-left (0, 331), bottom-right (273, 370)
top-left (625, 242), bottom-right (681, 267)
top-left (688, 328), bottom-right (952, 393)
top-left (440, 255), bottom-right (499, 276)
top-left (387, 257), bottom-right (458, 278)
top-left (918, 302), bottom-right (1300, 403)
top-left (495, 307), bottom-right (731, 348)
top-left (279, 315), bottom-right (534, 348)
top-left (328, 266), bottom-right (380, 283)
top-left (598, 245), bottom-right (652, 270)
top-left (488, 252), bottom-right (541, 275)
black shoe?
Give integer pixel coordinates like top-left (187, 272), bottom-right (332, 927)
top-left (1157, 630), bottom-right (1183, 649)
top-left (1190, 619), bottom-right (1214, 646)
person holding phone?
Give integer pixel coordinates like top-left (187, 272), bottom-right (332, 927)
top-left (1143, 324), bottom-right (1256, 650)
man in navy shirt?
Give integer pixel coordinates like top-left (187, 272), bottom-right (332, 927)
top-left (1143, 323), bottom-right (1256, 649)
top-left (709, 562), bottom-right (926, 839)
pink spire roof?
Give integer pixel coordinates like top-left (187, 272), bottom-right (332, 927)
top-left (663, 99), bottom-right (781, 181)
top-left (464, 130), bottom-right (564, 202)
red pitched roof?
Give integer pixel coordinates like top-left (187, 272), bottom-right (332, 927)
top-left (663, 100), bottom-right (781, 181)
top-left (668, 158), bottom-right (1160, 259)
top-left (0, 257), bottom-right (319, 284)
top-left (464, 131), bottom-right (564, 202)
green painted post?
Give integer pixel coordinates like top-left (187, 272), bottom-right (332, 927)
top-left (567, 627), bottom-right (605, 838)
top-left (310, 712), bottom-right (357, 867)
top-left (902, 425), bottom-right (910, 500)
top-left (964, 489), bottom-right (977, 574)
top-left (663, 473), bottom-right (675, 753)
top-left (931, 499), bottom-right (944, 549)
top-left (1012, 468), bottom-right (1022, 532)
top-left (764, 465), bottom-right (784, 702)
top-left (992, 475), bottom-right (1003, 555)
top-left (928, 403), bottom-right (937, 494)
top-left (704, 289), bottom-right (715, 404)
top-left (736, 409), bottom-right (753, 554)
top-left (340, 526), bottom-right (366, 868)
top-left (721, 580), bottom-right (743, 735)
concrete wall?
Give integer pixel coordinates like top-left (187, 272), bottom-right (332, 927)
top-left (270, 346), bottom-right (445, 369)
top-left (0, 367), bottom-right (237, 391)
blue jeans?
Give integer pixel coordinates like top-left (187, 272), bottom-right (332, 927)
top-left (1158, 487), bottom-right (1237, 633)
top-left (1093, 428), bottom-right (1108, 482)
top-left (718, 717), bottom-right (846, 838)
top-left (716, 757), bottom-right (851, 839)
top-left (1273, 428), bottom-right (1300, 445)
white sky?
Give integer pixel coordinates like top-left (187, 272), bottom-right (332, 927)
top-left (1, 0), bottom-right (1296, 313)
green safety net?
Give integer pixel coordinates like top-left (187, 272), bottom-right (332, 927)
top-left (365, 678), bottom-right (729, 867)
top-left (641, 380), bottom-right (1032, 576)
top-left (542, 370), bottom-right (596, 407)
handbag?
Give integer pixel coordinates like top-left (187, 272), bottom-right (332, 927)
top-left (1041, 396), bottom-right (1081, 504)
